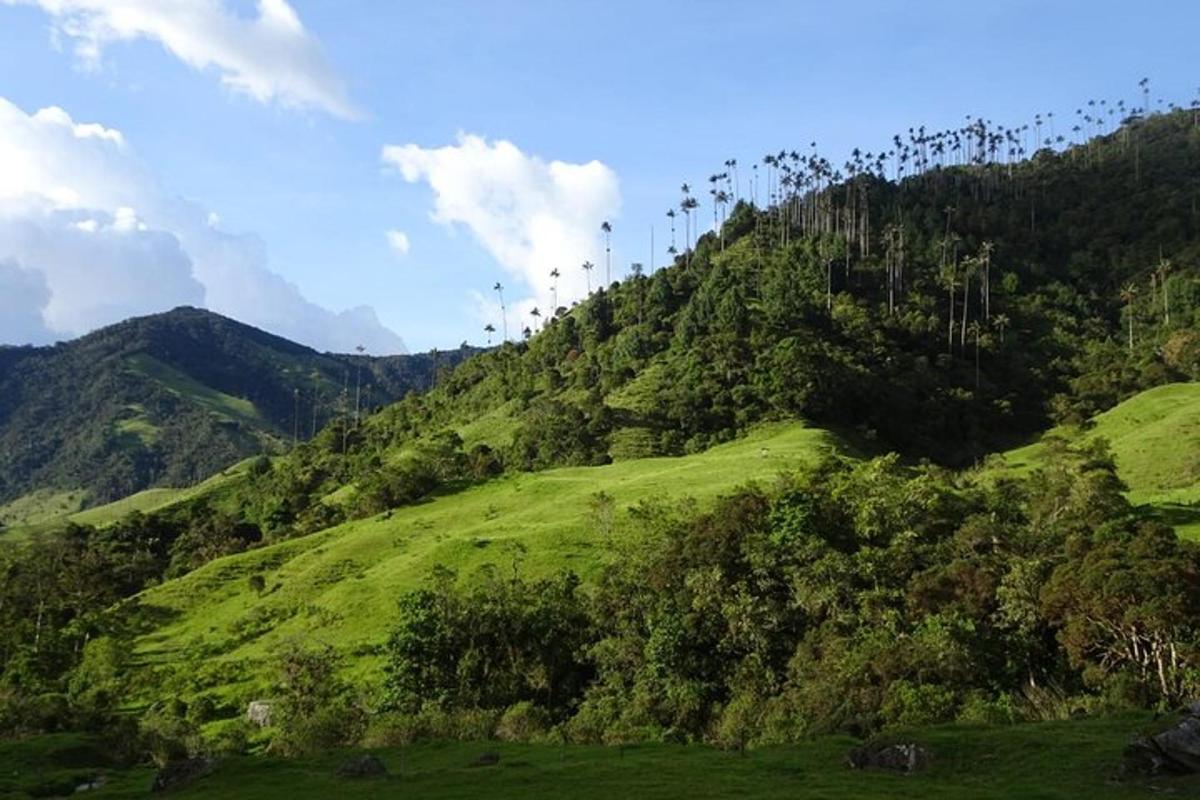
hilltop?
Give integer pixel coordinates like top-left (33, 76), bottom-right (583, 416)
top-left (0, 307), bottom-right (476, 524)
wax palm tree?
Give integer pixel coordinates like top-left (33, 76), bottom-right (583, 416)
top-left (940, 263), bottom-right (959, 354)
top-left (550, 268), bottom-right (560, 311)
top-left (666, 209), bottom-right (676, 250)
top-left (991, 314), bottom-right (1010, 345)
top-left (1120, 283), bottom-right (1138, 351)
top-left (601, 221), bottom-right (613, 285)
top-left (969, 321), bottom-right (983, 389)
top-left (493, 282), bottom-right (508, 341)
top-left (484, 323), bottom-right (495, 345)
top-left (1157, 257), bottom-right (1172, 326)
top-left (530, 306), bottom-right (541, 333)
top-left (581, 260), bottom-right (594, 294)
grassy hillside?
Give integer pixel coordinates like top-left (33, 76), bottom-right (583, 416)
top-left (130, 423), bottom-right (841, 700)
top-left (1, 714), bottom-right (1192, 799)
top-left (991, 382), bottom-right (1200, 538)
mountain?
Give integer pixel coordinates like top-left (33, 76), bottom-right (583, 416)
top-left (0, 307), bottom-right (477, 522)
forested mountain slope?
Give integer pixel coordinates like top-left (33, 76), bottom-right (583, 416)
top-left (0, 307), bottom-right (474, 519)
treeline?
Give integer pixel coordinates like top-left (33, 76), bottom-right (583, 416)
top-left (375, 443), bottom-right (1200, 747)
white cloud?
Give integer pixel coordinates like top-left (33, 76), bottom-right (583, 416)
top-left (0, 96), bottom-right (405, 353)
top-left (381, 133), bottom-right (620, 329)
top-left (0, 258), bottom-right (54, 343)
top-left (385, 229), bottom-right (410, 257)
top-left (4, 0), bottom-right (360, 118)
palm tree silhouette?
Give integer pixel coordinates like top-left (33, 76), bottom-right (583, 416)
top-left (484, 323), bottom-right (495, 345)
top-left (581, 261), bottom-right (594, 294)
top-left (550, 268), bottom-right (560, 311)
top-left (601, 221), bottom-right (613, 286)
top-left (493, 282), bottom-right (508, 342)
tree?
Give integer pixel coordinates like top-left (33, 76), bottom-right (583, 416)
top-left (582, 261), bottom-right (594, 294)
top-left (601, 221), bottom-right (613, 285)
top-left (484, 323), bottom-right (496, 345)
top-left (1120, 283), bottom-right (1138, 351)
top-left (992, 314), bottom-right (1010, 345)
top-left (494, 282), bottom-right (508, 341)
top-left (1157, 257), bottom-right (1172, 326)
top-left (550, 268), bottom-right (561, 311)
top-left (530, 306), bottom-right (542, 333)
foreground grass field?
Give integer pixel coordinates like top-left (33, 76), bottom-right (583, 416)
top-left (131, 423), bottom-right (842, 699)
top-left (1, 714), bottom-right (1194, 799)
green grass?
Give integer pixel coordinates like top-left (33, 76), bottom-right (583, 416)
top-left (131, 423), bottom-right (841, 698)
top-left (125, 352), bottom-right (263, 428)
top-left (2, 714), bottom-right (1194, 799)
top-left (0, 460), bottom-right (257, 542)
top-left (989, 382), bottom-right (1200, 539)
top-left (0, 488), bottom-right (88, 531)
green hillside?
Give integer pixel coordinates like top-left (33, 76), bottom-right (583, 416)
top-left (0, 307), bottom-right (474, 521)
top-left (131, 422), bottom-right (841, 699)
top-left (991, 382), bottom-right (1200, 538)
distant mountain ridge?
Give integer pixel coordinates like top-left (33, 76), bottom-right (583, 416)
top-left (0, 306), bottom-right (474, 517)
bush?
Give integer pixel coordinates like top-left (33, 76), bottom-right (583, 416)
top-left (270, 642), bottom-right (365, 757)
top-left (880, 681), bottom-right (957, 728)
top-left (495, 701), bottom-right (549, 742)
top-left (140, 704), bottom-right (203, 767)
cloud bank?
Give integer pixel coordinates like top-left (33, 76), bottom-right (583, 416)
top-left (0, 96), bottom-right (405, 353)
top-left (4, 0), bottom-right (359, 118)
top-left (381, 134), bottom-right (620, 331)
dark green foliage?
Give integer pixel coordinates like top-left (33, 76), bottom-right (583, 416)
top-left (383, 446), bottom-right (1200, 745)
top-left (0, 306), bottom-right (476, 511)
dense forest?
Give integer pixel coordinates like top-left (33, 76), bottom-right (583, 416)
top-left (0, 307), bottom-right (475, 514)
top-left (1, 101), bottom-right (1199, 763)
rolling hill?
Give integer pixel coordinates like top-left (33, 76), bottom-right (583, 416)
top-left (0, 307), bottom-right (477, 525)
top-left (126, 421), bottom-right (844, 700)
top-left (988, 382), bottom-right (1200, 539)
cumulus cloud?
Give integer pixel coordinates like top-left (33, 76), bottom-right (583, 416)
top-left (0, 96), bottom-right (405, 352)
top-left (0, 258), bottom-right (54, 343)
top-left (381, 134), bottom-right (620, 327)
top-left (385, 229), bottom-right (410, 257)
top-left (4, 0), bottom-right (360, 118)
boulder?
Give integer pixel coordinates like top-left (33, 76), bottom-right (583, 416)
top-left (468, 751), bottom-right (501, 768)
top-left (847, 741), bottom-right (932, 774)
top-left (246, 700), bottom-right (272, 728)
top-left (150, 758), bottom-right (214, 792)
top-left (336, 754), bottom-right (388, 778)
top-left (1121, 705), bottom-right (1200, 777)
top-left (74, 775), bottom-right (107, 793)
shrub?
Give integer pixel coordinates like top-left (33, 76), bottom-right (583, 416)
top-left (495, 701), bottom-right (549, 742)
top-left (880, 681), bottom-right (957, 728)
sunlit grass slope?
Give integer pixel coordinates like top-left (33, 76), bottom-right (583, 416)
top-left (0, 459), bottom-right (256, 541)
top-left (131, 423), bottom-right (842, 698)
top-left (993, 382), bottom-right (1200, 539)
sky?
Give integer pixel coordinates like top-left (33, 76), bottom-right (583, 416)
top-left (0, 0), bottom-right (1197, 353)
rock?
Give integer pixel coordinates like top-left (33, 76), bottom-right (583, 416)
top-left (1121, 705), bottom-right (1200, 777)
top-left (246, 700), bottom-right (272, 728)
top-left (336, 754), bottom-right (388, 778)
top-left (468, 751), bottom-right (501, 768)
top-left (847, 741), bottom-right (932, 774)
top-left (74, 775), bottom-right (107, 793)
top-left (151, 758), bottom-right (214, 792)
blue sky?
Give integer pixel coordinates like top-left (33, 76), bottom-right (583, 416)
top-left (0, 0), bottom-right (1197, 352)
